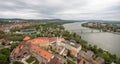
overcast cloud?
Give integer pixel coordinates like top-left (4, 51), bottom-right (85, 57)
top-left (0, 0), bottom-right (120, 20)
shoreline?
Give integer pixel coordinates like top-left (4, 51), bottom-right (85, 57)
top-left (63, 22), bottom-right (120, 58)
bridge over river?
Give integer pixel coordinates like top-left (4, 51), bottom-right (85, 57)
top-left (69, 29), bottom-right (103, 33)
top-left (63, 22), bottom-right (120, 57)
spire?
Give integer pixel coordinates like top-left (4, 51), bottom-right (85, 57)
top-left (57, 36), bottom-right (58, 42)
top-left (59, 34), bottom-right (62, 43)
top-left (57, 36), bottom-right (61, 45)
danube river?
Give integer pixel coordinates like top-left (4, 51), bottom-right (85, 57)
top-left (63, 22), bottom-right (120, 57)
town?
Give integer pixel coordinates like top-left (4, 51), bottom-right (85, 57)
top-left (0, 20), bottom-right (120, 64)
top-left (81, 22), bottom-right (120, 33)
top-left (0, 0), bottom-right (120, 64)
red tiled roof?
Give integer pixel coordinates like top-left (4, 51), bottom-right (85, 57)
top-left (31, 45), bottom-right (53, 61)
top-left (23, 36), bottom-right (30, 41)
top-left (47, 57), bottom-right (63, 64)
top-left (13, 46), bottom-right (20, 57)
top-left (60, 38), bottom-right (65, 42)
top-left (63, 49), bottom-right (68, 55)
top-left (13, 45), bottom-right (23, 57)
top-left (0, 39), bottom-right (6, 42)
top-left (71, 50), bottom-right (77, 57)
top-left (31, 37), bottom-right (49, 46)
top-left (49, 37), bottom-right (56, 42)
top-left (26, 37), bottom-right (65, 45)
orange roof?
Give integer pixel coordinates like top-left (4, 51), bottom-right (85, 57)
top-left (31, 45), bottom-right (53, 61)
top-left (71, 50), bottom-right (77, 57)
top-left (63, 49), bottom-right (68, 55)
top-left (23, 36), bottom-right (30, 41)
top-left (49, 37), bottom-right (65, 43)
top-left (13, 46), bottom-right (20, 56)
top-left (60, 38), bottom-right (65, 42)
top-left (26, 37), bottom-right (65, 45)
top-left (92, 61), bottom-right (99, 64)
top-left (13, 45), bottom-right (23, 57)
top-left (0, 39), bottom-right (6, 42)
top-left (31, 38), bottom-right (49, 45)
top-left (49, 37), bottom-right (57, 42)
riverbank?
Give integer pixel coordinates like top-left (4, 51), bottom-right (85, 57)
top-left (63, 22), bottom-right (120, 57)
top-left (63, 22), bottom-right (120, 63)
top-left (81, 22), bottom-right (120, 34)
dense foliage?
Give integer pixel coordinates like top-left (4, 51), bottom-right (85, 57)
top-left (0, 48), bottom-right (10, 64)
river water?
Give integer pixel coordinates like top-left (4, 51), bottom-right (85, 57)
top-left (63, 22), bottom-right (120, 57)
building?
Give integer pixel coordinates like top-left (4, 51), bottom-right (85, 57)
top-left (10, 42), bottom-right (31, 61)
top-left (95, 57), bottom-right (104, 64)
top-left (10, 36), bottom-right (66, 64)
top-left (56, 39), bottom-right (82, 57)
top-left (47, 56), bottom-right (67, 64)
top-left (23, 36), bottom-right (31, 41)
top-left (86, 50), bottom-right (94, 58)
top-left (31, 45), bottom-right (54, 63)
top-left (21, 29), bottom-right (37, 35)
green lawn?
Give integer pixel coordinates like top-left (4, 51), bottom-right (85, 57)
top-left (13, 61), bottom-right (23, 64)
top-left (26, 56), bottom-right (35, 63)
top-left (67, 59), bottom-right (75, 64)
top-left (33, 61), bottom-right (39, 64)
top-left (50, 49), bottom-right (59, 54)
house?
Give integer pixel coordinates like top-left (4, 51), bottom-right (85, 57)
top-left (21, 29), bottom-right (37, 35)
top-left (95, 57), bottom-right (104, 64)
top-left (71, 50), bottom-right (77, 57)
top-left (57, 40), bottom-right (82, 57)
top-left (11, 37), bottom-right (66, 64)
top-left (0, 39), bottom-right (6, 44)
top-left (86, 50), bottom-right (94, 58)
top-left (31, 45), bottom-right (54, 63)
top-left (47, 56), bottom-right (67, 64)
top-left (10, 42), bottom-right (30, 61)
top-left (79, 59), bottom-right (89, 64)
top-left (23, 36), bottom-right (30, 41)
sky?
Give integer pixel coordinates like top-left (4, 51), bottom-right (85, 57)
top-left (0, 0), bottom-right (120, 20)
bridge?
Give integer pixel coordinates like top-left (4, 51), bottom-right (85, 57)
top-left (71, 29), bottom-right (103, 33)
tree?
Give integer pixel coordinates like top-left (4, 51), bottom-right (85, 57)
top-left (13, 61), bottom-right (23, 64)
top-left (0, 48), bottom-right (10, 64)
top-left (1, 42), bottom-right (5, 45)
top-left (10, 43), bottom-right (18, 51)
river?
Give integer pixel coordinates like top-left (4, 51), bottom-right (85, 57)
top-left (63, 22), bottom-right (120, 57)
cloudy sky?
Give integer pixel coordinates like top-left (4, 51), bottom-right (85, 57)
top-left (0, 0), bottom-right (120, 20)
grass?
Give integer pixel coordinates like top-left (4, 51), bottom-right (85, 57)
top-left (26, 56), bottom-right (35, 63)
top-left (67, 59), bottom-right (75, 64)
top-left (50, 49), bottom-right (59, 54)
top-left (13, 61), bottom-right (23, 64)
top-left (33, 61), bottom-right (39, 64)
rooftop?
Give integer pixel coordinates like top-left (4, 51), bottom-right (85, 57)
top-left (63, 40), bottom-right (81, 48)
top-left (47, 56), bottom-right (66, 64)
top-left (31, 45), bottom-right (53, 61)
top-left (31, 37), bottom-right (49, 45)
top-left (23, 36), bottom-right (30, 41)
top-left (71, 50), bottom-right (77, 57)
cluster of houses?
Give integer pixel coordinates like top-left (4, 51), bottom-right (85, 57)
top-left (0, 22), bottom-right (38, 33)
top-left (10, 36), bottom-right (104, 64)
top-left (82, 22), bottom-right (120, 32)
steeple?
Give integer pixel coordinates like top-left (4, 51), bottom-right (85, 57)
top-left (57, 35), bottom-right (62, 45)
top-left (59, 35), bottom-right (62, 42)
top-left (57, 36), bottom-right (59, 45)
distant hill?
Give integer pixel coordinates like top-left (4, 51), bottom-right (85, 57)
top-left (0, 18), bottom-right (77, 23)
top-left (0, 18), bottom-right (120, 23)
